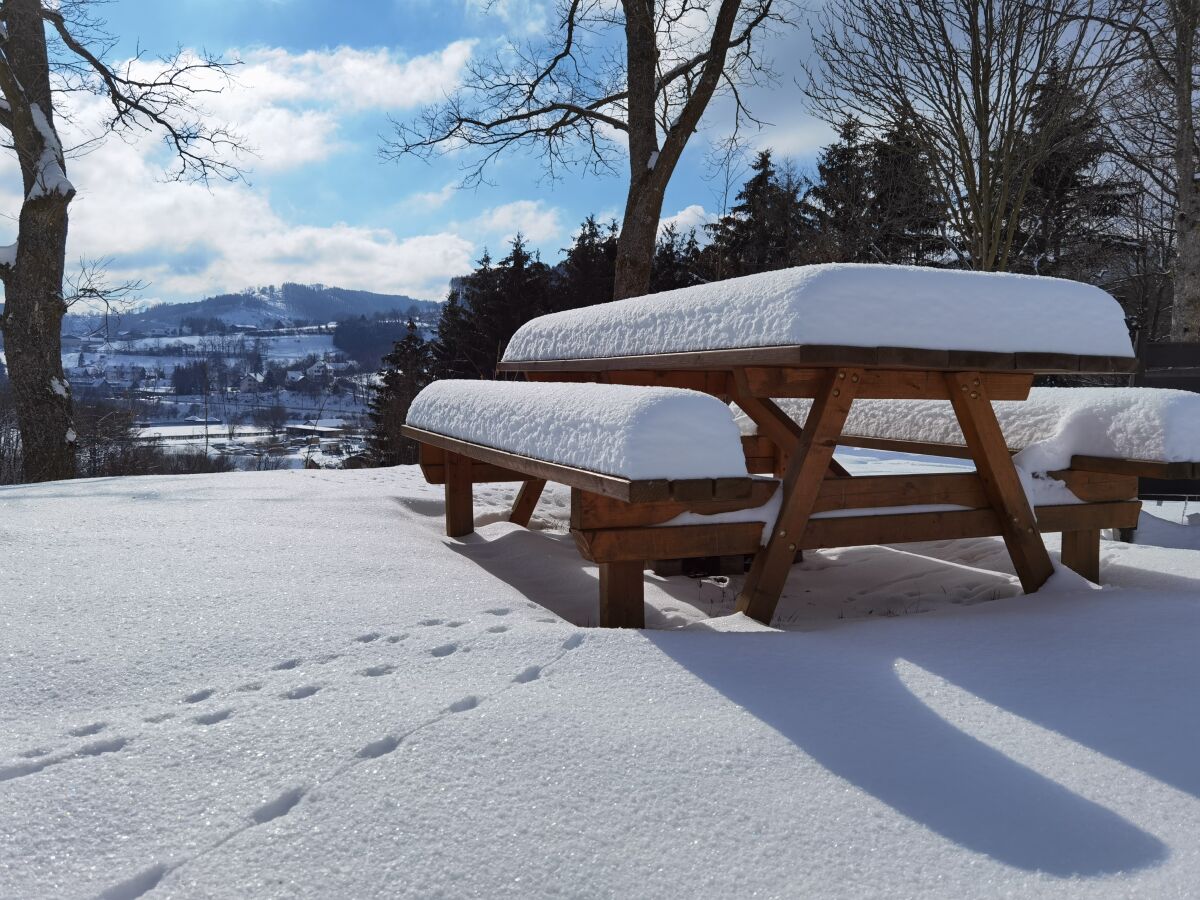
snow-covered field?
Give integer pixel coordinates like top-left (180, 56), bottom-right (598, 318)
top-left (3, 451), bottom-right (1200, 898)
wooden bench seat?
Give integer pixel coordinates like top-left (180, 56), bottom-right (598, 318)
top-left (401, 424), bottom-right (779, 628)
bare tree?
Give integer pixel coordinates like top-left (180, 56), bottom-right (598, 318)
top-left (1100, 0), bottom-right (1200, 340)
top-left (0, 0), bottom-right (242, 482)
top-left (386, 0), bottom-right (787, 300)
top-left (805, 0), bottom-right (1134, 272)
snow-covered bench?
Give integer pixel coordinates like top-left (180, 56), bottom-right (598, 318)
top-left (735, 387), bottom-right (1200, 579)
top-left (402, 381), bottom-right (780, 627)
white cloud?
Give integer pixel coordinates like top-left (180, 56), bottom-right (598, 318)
top-left (659, 204), bottom-right (714, 235)
top-left (468, 199), bottom-right (563, 244)
top-left (465, 0), bottom-right (547, 35)
top-left (405, 181), bottom-right (458, 211)
top-left (755, 117), bottom-right (836, 159)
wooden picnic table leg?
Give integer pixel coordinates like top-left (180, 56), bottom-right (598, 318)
top-left (945, 371), bottom-right (1054, 593)
top-left (736, 368), bottom-right (862, 624)
top-left (508, 478), bottom-right (546, 527)
top-left (1061, 529), bottom-right (1101, 583)
top-left (730, 368), bottom-right (851, 479)
top-left (598, 561), bottom-right (645, 628)
top-left (444, 451), bottom-right (474, 538)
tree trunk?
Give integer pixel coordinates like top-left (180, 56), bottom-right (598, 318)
top-left (1172, 0), bottom-right (1200, 340)
top-left (615, 182), bottom-right (669, 300)
top-left (2, 197), bottom-right (75, 482)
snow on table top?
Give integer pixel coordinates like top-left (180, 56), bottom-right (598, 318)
top-left (406, 380), bottom-right (748, 480)
top-left (735, 387), bottom-right (1200, 473)
top-left (502, 264), bottom-right (1134, 362)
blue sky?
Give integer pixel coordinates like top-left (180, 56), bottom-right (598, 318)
top-left (2, 0), bottom-right (833, 303)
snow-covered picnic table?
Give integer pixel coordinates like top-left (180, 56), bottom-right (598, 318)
top-left (410, 264), bottom-right (1150, 627)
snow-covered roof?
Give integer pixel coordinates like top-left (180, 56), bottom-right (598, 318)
top-left (502, 264), bottom-right (1135, 363)
top-left (406, 380), bottom-right (749, 480)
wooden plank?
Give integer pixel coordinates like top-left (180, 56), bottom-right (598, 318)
top-left (946, 372), bottom-right (1054, 593)
top-left (798, 501), bottom-right (1140, 550)
top-left (1061, 530), bottom-right (1101, 583)
top-left (496, 345), bottom-right (1136, 375)
top-left (444, 452), bottom-right (474, 538)
top-left (731, 369), bottom-right (804, 449)
top-left (572, 522), bottom-right (765, 563)
top-left (571, 481), bottom-right (780, 530)
top-left (813, 472), bottom-right (988, 513)
top-left (508, 478), bottom-right (546, 527)
top-left (741, 368), bottom-right (1033, 400)
top-left (737, 368), bottom-right (861, 624)
top-left (1070, 455), bottom-right (1199, 480)
top-left (598, 561), bottom-right (645, 628)
top-left (834, 434), bottom-right (982, 460)
top-left (404, 426), bottom-right (752, 503)
top-left (1046, 470), bottom-right (1139, 502)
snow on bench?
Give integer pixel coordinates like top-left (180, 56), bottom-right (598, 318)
top-left (406, 380), bottom-right (749, 481)
top-left (735, 387), bottom-right (1200, 477)
top-left (502, 263), bottom-right (1134, 363)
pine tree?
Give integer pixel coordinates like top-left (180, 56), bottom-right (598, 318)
top-left (805, 117), bottom-right (875, 262)
top-left (558, 217), bottom-right (619, 309)
top-left (650, 224), bottom-right (705, 292)
top-left (869, 117), bottom-right (944, 265)
top-left (368, 318), bottom-right (433, 466)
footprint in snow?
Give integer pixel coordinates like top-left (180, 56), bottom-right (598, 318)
top-left (316, 653), bottom-right (342, 663)
top-left (183, 688), bottom-right (215, 704)
top-left (562, 633), bottom-right (585, 651)
top-left (282, 685), bottom-right (320, 700)
top-left (236, 682), bottom-right (263, 693)
top-left (193, 708), bottom-right (233, 726)
top-left (144, 712), bottom-right (174, 724)
top-left (360, 664), bottom-right (395, 677)
top-left (487, 625), bottom-right (509, 634)
top-left (418, 618), bottom-right (444, 627)
top-left (485, 607), bottom-right (511, 617)
top-left (385, 635), bottom-right (407, 644)
top-left (68, 722), bottom-right (106, 737)
top-left (513, 666), bottom-right (542, 684)
top-left (251, 787), bottom-right (306, 825)
top-left (430, 643), bottom-right (458, 658)
top-left (357, 735), bottom-right (402, 759)
top-left (445, 621), bottom-right (467, 628)
top-left (95, 862), bottom-right (167, 900)
top-left (271, 658), bottom-right (301, 671)
top-left (354, 632), bottom-right (381, 643)
top-left (447, 696), bottom-right (480, 713)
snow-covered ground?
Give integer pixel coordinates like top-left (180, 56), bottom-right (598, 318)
top-left (3, 451), bottom-right (1200, 898)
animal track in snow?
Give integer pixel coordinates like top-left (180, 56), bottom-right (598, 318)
top-left (418, 618), bottom-right (444, 627)
top-left (354, 632), bottom-right (381, 643)
top-left (19, 747), bottom-right (51, 759)
top-left (282, 685), bottom-right (320, 700)
top-left (94, 861), bottom-right (167, 900)
top-left (487, 625), bottom-right (509, 634)
top-left (68, 722), bottom-right (106, 737)
top-left (236, 682), bottom-right (263, 692)
top-left (385, 634), bottom-right (407, 644)
top-left (144, 713), bottom-right (173, 724)
top-left (316, 653), bottom-right (342, 663)
top-left (80, 737), bottom-right (128, 757)
top-left (513, 666), bottom-right (542, 684)
top-left (251, 786), bottom-right (306, 825)
top-left (562, 633), bottom-right (585, 651)
top-left (445, 621), bottom-right (466, 628)
top-left (2, 736), bottom-right (130, 783)
top-left (430, 643), bottom-right (458, 658)
top-left (271, 658), bottom-right (301, 671)
top-left (183, 688), bottom-right (215, 704)
top-left (447, 696), bottom-right (480, 713)
top-left (485, 607), bottom-right (511, 616)
top-left (193, 708), bottom-right (233, 726)
top-left (357, 735), bottom-right (402, 759)
top-left (360, 664), bottom-right (395, 677)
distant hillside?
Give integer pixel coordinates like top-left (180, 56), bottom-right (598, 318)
top-left (63, 283), bottom-right (442, 335)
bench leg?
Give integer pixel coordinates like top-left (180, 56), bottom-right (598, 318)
top-left (1061, 529), bottom-right (1101, 583)
top-left (598, 561), bottom-right (645, 628)
top-left (508, 478), bottom-right (546, 527)
top-left (444, 451), bottom-right (474, 537)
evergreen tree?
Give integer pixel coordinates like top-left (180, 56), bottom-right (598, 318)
top-left (557, 217), bottom-right (619, 309)
top-left (368, 318), bottom-right (433, 466)
top-left (650, 224), bottom-right (705, 292)
top-left (705, 149), bottom-right (815, 278)
top-left (805, 117), bottom-right (875, 262)
top-left (869, 117), bottom-right (944, 265)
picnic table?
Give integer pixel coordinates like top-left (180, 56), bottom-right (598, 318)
top-left (408, 264), bottom-right (1156, 627)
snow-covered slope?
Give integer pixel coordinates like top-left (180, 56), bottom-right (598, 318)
top-left (3, 462), bottom-right (1200, 898)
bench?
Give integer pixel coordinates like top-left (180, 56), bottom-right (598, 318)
top-left (402, 380), bottom-right (781, 628)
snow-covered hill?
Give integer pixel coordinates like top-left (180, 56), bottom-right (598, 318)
top-left (3, 456), bottom-right (1200, 898)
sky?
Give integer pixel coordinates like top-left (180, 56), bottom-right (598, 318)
top-left (0, 0), bottom-right (834, 304)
